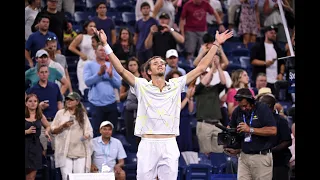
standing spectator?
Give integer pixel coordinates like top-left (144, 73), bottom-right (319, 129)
top-left (91, 2), bottom-right (116, 46)
top-left (238, 0), bottom-right (260, 47)
top-left (153, 0), bottom-right (177, 28)
top-left (32, 0), bottom-right (68, 50)
top-left (25, 15), bottom-right (61, 68)
top-left (179, 0), bottom-right (225, 60)
top-left (45, 37), bottom-right (73, 93)
top-left (83, 44), bottom-right (121, 137)
top-left (207, 0), bottom-right (225, 35)
top-left (68, 21), bottom-right (97, 95)
top-left (51, 92), bottom-right (93, 180)
top-left (25, 0), bottom-right (41, 41)
top-left (25, 93), bottom-right (51, 180)
top-left (112, 28), bottom-right (136, 65)
top-left (56, 0), bottom-right (75, 15)
top-left (26, 64), bottom-right (63, 155)
top-left (227, 0), bottom-right (241, 30)
top-left (63, 21), bottom-right (78, 56)
top-left (135, 0), bottom-right (155, 21)
top-left (145, 13), bottom-right (185, 59)
top-left (134, 2), bottom-right (159, 64)
top-left (250, 25), bottom-right (285, 94)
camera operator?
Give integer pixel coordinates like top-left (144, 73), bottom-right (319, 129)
top-left (258, 93), bottom-right (292, 180)
top-left (224, 88), bottom-right (277, 180)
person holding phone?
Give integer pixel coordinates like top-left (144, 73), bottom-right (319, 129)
top-left (25, 93), bottom-right (51, 180)
top-left (51, 92), bottom-right (93, 180)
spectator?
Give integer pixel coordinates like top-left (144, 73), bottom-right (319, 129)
top-left (227, 0), bottom-right (241, 30)
top-left (207, 0), bottom-right (225, 35)
top-left (63, 21), bottom-right (78, 56)
top-left (56, 0), bottom-right (75, 15)
top-left (91, 2), bottom-right (116, 46)
top-left (25, 49), bottom-right (69, 95)
top-left (238, 0), bottom-right (260, 47)
top-left (112, 28), bottom-right (136, 65)
top-left (51, 92), bottom-right (93, 180)
top-left (194, 58), bottom-right (227, 154)
top-left (68, 21), bottom-right (97, 95)
top-left (226, 69), bottom-right (255, 117)
top-left (153, 0), bottom-right (177, 28)
top-left (164, 49), bottom-right (186, 76)
top-left (252, 72), bottom-right (267, 95)
top-left (26, 64), bottom-right (63, 155)
top-left (25, 93), bottom-right (51, 180)
top-left (25, 15), bottom-right (61, 68)
top-left (119, 57), bottom-right (141, 102)
top-left (25, 0), bottom-right (41, 41)
top-left (32, 0), bottom-right (68, 50)
top-left (91, 121), bottom-right (127, 180)
top-left (134, 2), bottom-right (159, 64)
top-left (250, 25), bottom-right (285, 94)
top-left (145, 13), bottom-right (185, 59)
top-left (45, 37), bottom-right (73, 93)
top-left (179, 0), bottom-right (225, 60)
top-left (83, 44), bottom-right (121, 137)
top-left (135, 0), bottom-right (155, 21)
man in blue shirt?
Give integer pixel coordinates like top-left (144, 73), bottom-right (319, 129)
top-left (83, 44), bottom-right (121, 137)
top-left (91, 121), bottom-right (127, 180)
top-left (25, 14), bottom-right (61, 68)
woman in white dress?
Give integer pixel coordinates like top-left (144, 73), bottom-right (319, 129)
top-left (68, 21), bottom-right (97, 95)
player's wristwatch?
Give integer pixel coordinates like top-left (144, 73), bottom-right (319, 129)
top-left (250, 127), bottom-right (254, 134)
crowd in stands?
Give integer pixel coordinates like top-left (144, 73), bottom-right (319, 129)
top-left (25, 0), bottom-right (295, 179)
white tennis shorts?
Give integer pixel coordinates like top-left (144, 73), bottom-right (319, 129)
top-left (136, 137), bottom-right (180, 180)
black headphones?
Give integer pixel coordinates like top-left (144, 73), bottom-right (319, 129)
top-left (234, 94), bottom-right (255, 104)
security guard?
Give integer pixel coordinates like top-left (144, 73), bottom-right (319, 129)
top-left (224, 88), bottom-right (277, 180)
top-left (258, 93), bottom-right (292, 180)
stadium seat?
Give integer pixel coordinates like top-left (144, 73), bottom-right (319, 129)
top-left (74, 11), bottom-right (94, 24)
top-left (64, 12), bottom-right (74, 23)
top-left (113, 133), bottom-right (132, 148)
top-left (108, 12), bottom-right (124, 26)
top-left (110, 0), bottom-right (134, 12)
top-left (82, 101), bottom-right (92, 117)
top-left (222, 42), bottom-right (246, 56)
top-left (210, 153), bottom-right (227, 174)
top-left (86, 0), bottom-right (102, 9)
top-left (185, 164), bottom-right (212, 180)
top-left (75, 0), bottom-right (86, 11)
top-left (122, 12), bottom-right (136, 26)
top-left (211, 174), bottom-right (237, 180)
top-left (231, 48), bottom-right (250, 57)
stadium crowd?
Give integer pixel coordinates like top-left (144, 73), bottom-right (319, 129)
top-left (25, 0), bottom-right (295, 179)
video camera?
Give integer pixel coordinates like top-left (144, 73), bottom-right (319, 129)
top-left (215, 124), bottom-right (241, 149)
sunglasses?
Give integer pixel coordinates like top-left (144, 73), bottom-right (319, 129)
top-left (47, 36), bottom-right (57, 41)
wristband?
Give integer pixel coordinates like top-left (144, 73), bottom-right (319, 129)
top-left (104, 44), bottom-right (113, 55)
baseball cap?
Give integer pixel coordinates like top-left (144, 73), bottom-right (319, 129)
top-left (166, 49), bottom-right (178, 58)
top-left (65, 92), bottom-right (81, 101)
top-left (36, 49), bottom-right (49, 58)
top-left (159, 12), bottom-right (170, 19)
top-left (264, 25), bottom-right (278, 33)
top-left (100, 121), bottom-right (114, 129)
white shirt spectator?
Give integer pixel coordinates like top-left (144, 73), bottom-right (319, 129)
top-left (25, 6), bottom-right (39, 41)
top-left (207, 0), bottom-right (223, 24)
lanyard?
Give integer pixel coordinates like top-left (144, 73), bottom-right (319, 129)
top-left (243, 112), bottom-right (254, 127)
top-left (101, 142), bottom-right (110, 159)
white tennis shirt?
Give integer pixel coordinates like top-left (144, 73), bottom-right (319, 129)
top-left (130, 75), bottom-right (187, 137)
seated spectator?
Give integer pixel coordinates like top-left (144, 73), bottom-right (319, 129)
top-left (252, 73), bottom-right (267, 95)
top-left (91, 121), bottom-right (126, 180)
top-left (63, 21), bottom-right (78, 56)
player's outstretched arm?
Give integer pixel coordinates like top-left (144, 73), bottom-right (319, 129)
top-left (186, 30), bottom-right (233, 85)
top-left (94, 28), bottom-right (136, 87)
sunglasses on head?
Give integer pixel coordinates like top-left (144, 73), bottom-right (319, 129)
top-left (47, 36), bottom-right (57, 41)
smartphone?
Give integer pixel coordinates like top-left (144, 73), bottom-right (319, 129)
top-left (44, 100), bottom-right (49, 103)
top-left (69, 115), bottom-right (75, 122)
